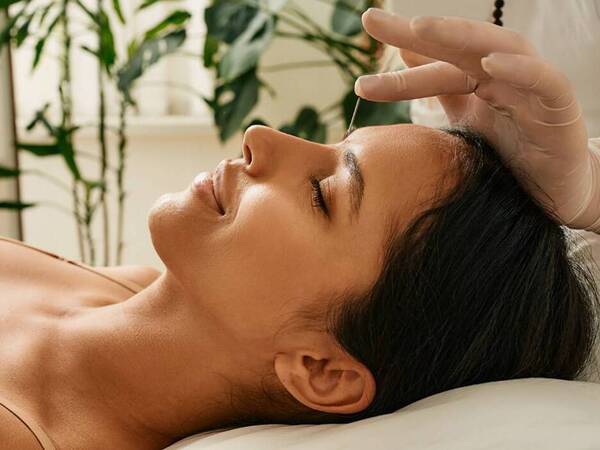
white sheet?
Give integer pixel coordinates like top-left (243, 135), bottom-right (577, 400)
top-left (165, 378), bottom-right (600, 450)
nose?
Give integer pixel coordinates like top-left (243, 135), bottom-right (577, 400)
top-left (241, 125), bottom-right (277, 177)
top-left (241, 125), bottom-right (335, 178)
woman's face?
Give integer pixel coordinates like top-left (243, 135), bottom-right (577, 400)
top-left (149, 124), bottom-right (457, 343)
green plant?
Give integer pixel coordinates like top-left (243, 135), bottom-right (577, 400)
top-left (202, 0), bottom-right (411, 143)
top-left (0, 0), bottom-right (190, 265)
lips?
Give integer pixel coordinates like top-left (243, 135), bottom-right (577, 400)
top-left (212, 171), bottom-right (225, 214)
top-left (192, 172), bottom-right (225, 215)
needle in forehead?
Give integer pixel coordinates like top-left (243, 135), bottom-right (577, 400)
top-left (345, 97), bottom-right (362, 139)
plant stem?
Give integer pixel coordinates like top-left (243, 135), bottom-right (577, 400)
top-left (59, 0), bottom-right (86, 263)
top-left (260, 60), bottom-right (334, 72)
top-left (97, 0), bottom-right (110, 266)
top-left (115, 96), bottom-right (128, 265)
top-left (83, 185), bottom-right (96, 265)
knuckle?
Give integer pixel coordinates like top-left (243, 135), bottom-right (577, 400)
top-left (508, 30), bottom-right (537, 55)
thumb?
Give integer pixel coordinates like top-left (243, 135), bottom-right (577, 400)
top-left (399, 48), bottom-right (436, 68)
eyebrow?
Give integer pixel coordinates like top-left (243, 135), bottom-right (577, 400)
top-left (343, 149), bottom-right (364, 221)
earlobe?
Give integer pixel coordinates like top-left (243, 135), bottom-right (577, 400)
top-left (273, 349), bottom-right (376, 415)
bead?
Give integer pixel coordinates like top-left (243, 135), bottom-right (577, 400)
top-left (495, 0), bottom-right (505, 7)
top-left (494, 19), bottom-right (503, 26)
top-left (493, 9), bottom-right (503, 19)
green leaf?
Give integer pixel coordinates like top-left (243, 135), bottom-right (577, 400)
top-left (112, 0), bottom-right (125, 24)
top-left (31, 12), bottom-right (60, 70)
top-left (117, 28), bottom-right (187, 100)
top-left (0, 201), bottom-right (35, 210)
top-left (143, 10), bottom-right (191, 41)
top-left (210, 70), bottom-right (260, 142)
top-left (279, 106), bottom-right (327, 143)
top-left (97, 9), bottom-right (116, 72)
top-left (25, 104), bottom-right (53, 134)
top-left (53, 128), bottom-right (82, 180)
top-left (218, 10), bottom-right (276, 82)
top-left (0, 0), bottom-right (26, 8)
top-left (17, 142), bottom-right (62, 156)
top-left (331, 0), bottom-right (367, 37)
top-left (0, 5), bottom-right (24, 47)
top-left (0, 165), bottom-right (20, 177)
top-left (204, 0), bottom-right (258, 44)
top-left (14, 13), bottom-right (33, 47)
top-left (138, 0), bottom-right (182, 11)
top-left (342, 89), bottom-right (411, 128)
top-left (202, 34), bottom-right (219, 68)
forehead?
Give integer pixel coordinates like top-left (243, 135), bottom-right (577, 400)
top-left (341, 123), bottom-right (459, 252)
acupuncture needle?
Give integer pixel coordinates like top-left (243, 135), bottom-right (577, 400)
top-left (344, 97), bottom-right (362, 139)
top-left (344, 47), bottom-right (396, 139)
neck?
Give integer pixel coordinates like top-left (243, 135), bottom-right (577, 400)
top-left (57, 273), bottom-right (251, 447)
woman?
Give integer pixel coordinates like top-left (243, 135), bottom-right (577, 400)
top-left (0, 123), bottom-right (598, 449)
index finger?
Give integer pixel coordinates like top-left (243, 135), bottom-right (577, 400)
top-left (362, 8), bottom-right (536, 76)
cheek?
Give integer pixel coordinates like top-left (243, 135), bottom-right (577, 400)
top-left (199, 187), bottom-right (331, 327)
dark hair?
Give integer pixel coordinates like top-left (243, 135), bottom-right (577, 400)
top-left (231, 127), bottom-right (600, 426)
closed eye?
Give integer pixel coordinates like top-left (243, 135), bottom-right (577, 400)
top-left (310, 178), bottom-right (329, 217)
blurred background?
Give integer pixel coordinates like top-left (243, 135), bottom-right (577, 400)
top-left (0, 0), bottom-right (415, 269)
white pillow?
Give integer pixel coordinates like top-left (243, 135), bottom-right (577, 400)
top-left (165, 378), bottom-right (600, 450)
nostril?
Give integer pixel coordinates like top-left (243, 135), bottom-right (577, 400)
top-left (243, 144), bottom-right (253, 165)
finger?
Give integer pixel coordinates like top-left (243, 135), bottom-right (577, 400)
top-left (362, 9), bottom-right (536, 76)
top-left (399, 48), bottom-right (435, 68)
top-left (480, 53), bottom-right (576, 111)
top-left (473, 79), bottom-right (528, 118)
top-left (355, 61), bottom-right (477, 102)
top-left (409, 15), bottom-right (537, 56)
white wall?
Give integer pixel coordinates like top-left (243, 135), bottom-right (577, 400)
top-left (18, 1), bottom-right (348, 269)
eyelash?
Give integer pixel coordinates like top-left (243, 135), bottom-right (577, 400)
top-left (310, 177), bottom-right (329, 217)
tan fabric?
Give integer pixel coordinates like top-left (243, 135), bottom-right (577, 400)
top-left (0, 235), bottom-right (142, 294)
top-left (0, 396), bottom-right (56, 450)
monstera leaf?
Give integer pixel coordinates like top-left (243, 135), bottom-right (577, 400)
top-left (209, 70), bottom-right (261, 142)
top-left (280, 107), bottom-right (327, 143)
top-left (117, 28), bottom-right (187, 103)
top-left (331, 0), bottom-right (368, 37)
top-left (205, 0), bottom-right (259, 44)
top-left (214, 0), bottom-right (287, 82)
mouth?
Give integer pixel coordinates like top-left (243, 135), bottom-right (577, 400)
top-left (192, 172), bottom-right (225, 215)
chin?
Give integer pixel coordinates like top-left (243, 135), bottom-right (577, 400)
top-left (147, 189), bottom-right (216, 273)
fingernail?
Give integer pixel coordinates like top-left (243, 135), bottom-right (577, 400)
top-left (480, 56), bottom-right (493, 73)
top-left (356, 75), bottom-right (378, 96)
top-left (364, 7), bottom-right (392, 21)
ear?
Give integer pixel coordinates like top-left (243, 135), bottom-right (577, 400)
top-left (273, 342), bottom-right (376, 415)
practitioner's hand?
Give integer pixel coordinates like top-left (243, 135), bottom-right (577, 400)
top-left (355, 8), bottom-right (600, 232)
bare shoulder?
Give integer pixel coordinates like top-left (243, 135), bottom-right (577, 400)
top-left (0, 406), bottom-right (44, 450)
top-left (94, 265), bottom-right (162, 289)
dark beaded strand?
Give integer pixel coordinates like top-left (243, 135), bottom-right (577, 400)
top-left (493, 0), bottom-right (505, 26)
